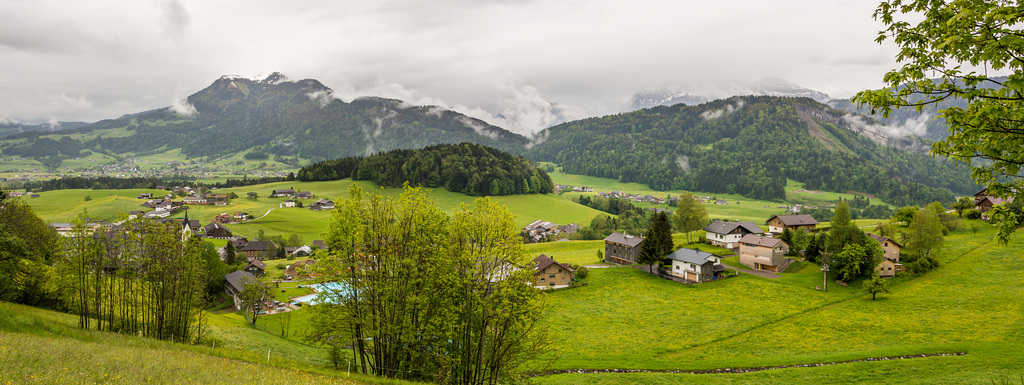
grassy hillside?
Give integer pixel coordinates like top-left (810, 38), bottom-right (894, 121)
top-left (0, 302), bottom-right (414, 384)
top-left (530, 222), bottom-right (1024, 383)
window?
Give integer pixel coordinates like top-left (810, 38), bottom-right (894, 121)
top-left (549, 274), bottom-right (555, 278)
top-left (539, 278), bottom-right (545, 282)
top-left (675, 265), bottom-right (680, 270)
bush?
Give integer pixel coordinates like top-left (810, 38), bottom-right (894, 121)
top-left (964, 209), bottom-right (981, 219)
top-left (83, 195), bottom-right (91, 201)
top-left (575, 266), bottom-right (589, 279)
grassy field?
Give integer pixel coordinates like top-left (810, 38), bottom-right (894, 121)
top-left (0, 301), bottom-right (413, 385)
top-left (530, 222), bottom-right (1024, 383)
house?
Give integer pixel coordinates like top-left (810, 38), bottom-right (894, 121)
top-left (766, 215), bottom-right (818, 233)
top-left (204, 194), bottom-right (228, 205)
top-left (214, 213), bottom-right (233, 224)
top-left (243, 259), bottom-right (266, 278)
top-left (603, 232), bottom-right (644, 264)
top-left (974, 188), bottom-right (990, 205)
top-left (295, 191), bottom-right (313, 199)
top-left (738, 234), bottom-right (790, 272)
top-left (283, 199), bottom-right (296, 208)
top-left (310, 240), bottom-right (327, 251)
top-left (976, 195), bottom-right (1013, 214)
top-left (127, 210), bottom-right (144, 219)
top-left (137, 193), bottom-right (153, 199)
top-left (229, 235), bottom-right (249, 250)
top-left (203, 222), bottom-right (232, 238)
top-left (270, 189), bottom-right (295, 197)
top-left (704, 221), bottom-right (763, 249)
top-left (556, 223), bottom-right (580, 234)
top-left (522, 219), bottom-right (563, 243)
top-left (240, 240), bottom-right (272, 260)
top-left (665, 247), bottom-right (723, 283)
top-left (286, 245), bottom-right (313, 257)
top-left (531, 254), bottom-right (575, 289)
top-left (50, 222), bottom-right (74, 236)
top-left (182, 196), bottom-right (207, 205)
top-left (224, 270), bottom-right (256, 310)
top-left (310, 198), bottom-right (334, 211)
top-left (868, 233), bottom-right (905, 277)
top-left (233, 212), bottom-right (250, 221)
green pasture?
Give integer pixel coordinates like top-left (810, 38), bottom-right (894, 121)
top-left (785, 179), bottom-right (895, 208)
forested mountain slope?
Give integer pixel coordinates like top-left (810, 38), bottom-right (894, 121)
top-left (526, 96), bottom-right (976, 205)
top-left (1, 73), bottom-right (528, 164)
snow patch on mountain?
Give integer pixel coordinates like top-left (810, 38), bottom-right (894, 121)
top-left (629, 78), bottom-right (831, 111)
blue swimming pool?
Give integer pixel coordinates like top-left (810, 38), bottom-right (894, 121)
top-left (292, 282), bottom-right (351, 305)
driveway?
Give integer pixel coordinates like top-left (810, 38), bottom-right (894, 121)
top-left (723, 264), bottom-right (781, 279)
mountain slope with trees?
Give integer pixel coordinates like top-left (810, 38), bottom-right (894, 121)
top-left (1, 73), bottom-right (528, 165)
top-left (526, 96), bottom-right (976, 206)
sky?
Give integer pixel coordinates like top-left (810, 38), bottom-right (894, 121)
top-left (0, 0), bottom-right (911, 135)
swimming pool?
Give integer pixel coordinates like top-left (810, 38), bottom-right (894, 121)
top-left (291, 282), bottom-right (351, 305)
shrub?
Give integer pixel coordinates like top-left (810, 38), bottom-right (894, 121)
top-left (83, 195), bottom-right (91, 201)
top-left (964, 209), bottom-right (981, 219)
top-left (575, 266), bottom-right (589, 279)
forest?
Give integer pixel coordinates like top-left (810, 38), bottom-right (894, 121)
top-left (297, 143), bottom-right (554, 196)
top-left (526, 96), bottom-right (977, 206)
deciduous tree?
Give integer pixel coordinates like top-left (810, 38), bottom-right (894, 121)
top-left (863, 276), bottom-right (891, 300)
top-left (674, 192), bottom-right (708, 243)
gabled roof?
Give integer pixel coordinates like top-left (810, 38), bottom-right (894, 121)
top-left (767, 214), bottom-right (819, 226)
top-left (603, 232), bottom-right (644, 247)
top-left (204, 222), bottom-right (230, 233)
top-left (665, 247), bottom-right (717, 265)
top-left (532, 254), bottom-right (575, 274)
top-left (739, 234), bottom-right (786, 248)
top-left (245, 259), bottom-right (266, 270)
top-left (867, 233), bottom-right (903, 248)
top-left (978, 196), bottom-right (1014, 206)
top-left (240, 240), bottom-right (270, 252)
top-left (311, 240), bottom-right (327, 250)
top-left (704, 221), bottom-right (764, 235)
top-left (224, 270), bottom-right (255, 292)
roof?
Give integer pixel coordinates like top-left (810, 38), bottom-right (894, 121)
top-left (311, 240), bottom-right (327, 250)
top-left (978, 196), bottom-right (1014, 206)
top-left (245, 259), bottom-right (266, 270)
top-left (224, 270), bottom-right (255, 292)
top-left (240, 240), bottom-right (269, 252)
top-left (665, 247), bottom-right (717, 265)
top-left (272, 189), bottom-right (295, 194)
top-left (603, 232), bottom-right (644, 247)
top-left (532, 254), bottom-right (575, 273)
top-left (867, 233), bottom-right (903, 248)
top-left (204, 222), bottom-right (230, 233)
top-left (704, 221), bottom-right (764, 235)
top-left (767, 215), bottom-right (819, 226)
top-left (739, 234), bottom-right (786, 248)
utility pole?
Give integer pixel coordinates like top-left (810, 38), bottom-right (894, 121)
top-left (821, 245), bottom-right (828, 292)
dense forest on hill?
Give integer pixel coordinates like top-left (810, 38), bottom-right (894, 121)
top-left (1, 74), bottom-right (528, 167)
top-left (526, 96), bottom-right (976, 205)
top-left (297, 143), bottom-right (554, 196)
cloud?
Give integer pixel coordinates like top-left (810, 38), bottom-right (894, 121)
top-left (700, 99), bottom-right (745, 121)
top-left (842, 112), bottom-right (932, 139)
top-left (168, 98), bottom-right (197, 116)
top-left (162, 0), bottom-right (191, 38)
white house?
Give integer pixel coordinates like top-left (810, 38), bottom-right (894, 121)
top-left (665, 247), bottom-right (723, 283)
top-left (704, 221), bottom-right (764, 249)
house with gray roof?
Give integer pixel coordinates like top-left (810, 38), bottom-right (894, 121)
top-left (738, 234), bottom-right (789, 272)
top-left (766, 214), bottom-right (818, 233)
top-left (704, 221), bottom-right (764, 249)
top-left (665, 247), bottom-right (723, 283)
top-left (603, 232), bottom-right (644, 264)
top-left (224, 270), bottom-right (256, 310)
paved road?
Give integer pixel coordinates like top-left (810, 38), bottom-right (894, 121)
top-left (723, 264), bottom-right (781, 279)
top-left (254, 208), bottom-right (275, 219)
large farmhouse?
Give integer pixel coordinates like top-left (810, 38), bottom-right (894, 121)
top-left (766, 214), bottom-right (818, 233)
top-left (704, 221), bottom-right (763, 249)
top-left (738, 234), bottom-right (790, 272)
top-left (603, 232), bottom-right (644, 264)
top-left (531, 254), bottom-right (575, 289)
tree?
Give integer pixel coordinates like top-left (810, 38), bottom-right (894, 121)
top-left (247, 191), bottom-right (258, 200)
top-left (952, 196), bottom-right (973, 218)
top-left (674, 192), bottom-right (708, 243)
top-left (83, 195), bottom-right (91, 201)
top-left (863, 276), bottom-right (891, 300)
top-left (853, 0), bottom-right (1024, 243)
top-left (227, 192), bottom-right (239, 200)
top-left (892, 206), bottom-right (918, 226)
top-left (826, 201), bottom-right (862, 257)
top-left (224, 242), bottom-right (238, 265)
top-left (239, 274), bottom-right (272, 326)
top-left (906, 203), bottom-right (945, 261)
top-left (638, 211), bottom-right (673, 269)
top-left (832, 241), bottom-right (880, 282)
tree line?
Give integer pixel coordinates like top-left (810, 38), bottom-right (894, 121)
top-left (298, 143), bottom-right (554, 196)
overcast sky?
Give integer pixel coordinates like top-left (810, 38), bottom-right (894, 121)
top-left (0, 0), bottom-right (910, 134)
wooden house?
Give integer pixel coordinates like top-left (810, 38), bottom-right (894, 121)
top-left (766, 214), bottom-right (818, 233)
top-left (243, 259), bottom-right (266, 278)
top-left (240, 240), bottom-right (272, 260)
top-left (224, 270), bottom-right (255, 310)
top-left (270, 189), bottom-right (295, 197)
top-left (531, 254), bottom-right (575, 289)
top-left (738, 234), bottom-right (789, 272)
top-left (203, 222), bottom-right (232, 238)
top-left (603, 232), bottom-right (644, 264)
top-left (704, 221), bottom-right (763, 249)
top-left (868, 233), bottom-right (904, 277)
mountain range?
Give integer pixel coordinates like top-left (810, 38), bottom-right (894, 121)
top-left (0, 73), bottom-right (976, 205)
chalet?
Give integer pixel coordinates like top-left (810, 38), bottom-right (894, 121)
top-left (224, 270), bottom-right (255, 310)
top-left (766, 214), bottom-right (818, 233)
top-left (556, 223), bottom-right (580, 234)
top-left (295, 191), bottom-right (313, 199)
top-left (286, 245), bottom-right (313, 257)
top-left (144, 209), bottom-right (172, 219)
top-left (204, 194), bottom-right (228, 205)
top-left (203, 222), bottom-right (232, 238)
top-left (977, 195), bottom-right (1014, 214)
top-left (868, 233), bottom-right (904, 277)
top-left (137, 193), bottom-right (153, 199)
top-left (283, 199), bottom-right (297, 208)
top-left (603, 232), bottom-right (644, 264)
top-left (270, 189), bottom-right (295, 197)
top-left (233, 212), bottom-right (250, 221)
top-left (522, 220), bottom-right (560, 243)
top-left (310, 198), bottom-right (334, 211)
top-left (243, 259), bottom-right (266, 278)
top-left (229, 235), bottom-right (249, 250)
top-left (127, 210), bottom-right (145, 219)
top-left (141, 199), bottom-right (163, 208)
top-left (974, 188), bottom-right (990, 205)
top-left (738, 234), bottom-right (790, 272)
top-left (311, 240), bottom-right (327, 251)
top-left (665, 247), bottom-right (723, 283)
top-left (704, 221), bottom-right (763, 249)
top-left (50, 222), bottom-right (74, 236)
top-left (531, 254), bottom-right (575, 289)
top-left (241, 240), bottom-right (272, 260)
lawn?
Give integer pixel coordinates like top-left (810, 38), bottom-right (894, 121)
top-left (531, 222), bottom-right (1024, 384)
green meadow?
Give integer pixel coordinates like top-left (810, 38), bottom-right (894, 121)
top-left (530, 222), bottom-right (1024, 384)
